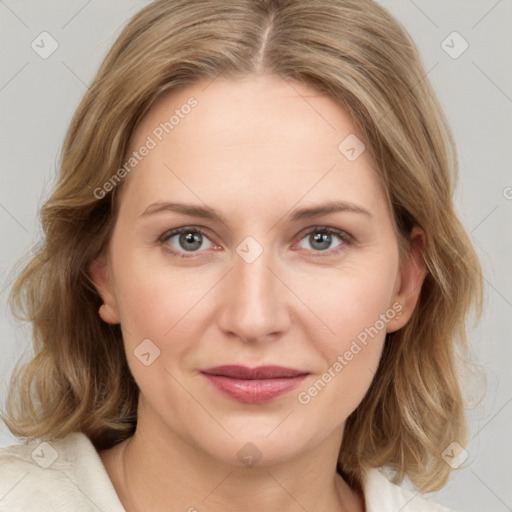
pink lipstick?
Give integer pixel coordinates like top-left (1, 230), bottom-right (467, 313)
top-left (200, 365), bottom-right (309, 404)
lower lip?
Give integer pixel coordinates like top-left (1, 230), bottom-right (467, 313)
top-left (202, 374), bottom-right (308, 404)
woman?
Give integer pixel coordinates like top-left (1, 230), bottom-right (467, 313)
top-left (0, 0), bottom-right (482, 510)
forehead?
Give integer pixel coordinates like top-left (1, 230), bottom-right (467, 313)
top-left (133, 73), bottom-right (361, 154)
top-left (120, 73), bottom-right (387, 220)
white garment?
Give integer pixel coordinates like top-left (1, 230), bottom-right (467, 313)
top-left (0, 432), bottom-right (454, 511)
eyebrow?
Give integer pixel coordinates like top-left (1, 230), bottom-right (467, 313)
top-left (140, 200), bottom-right (372, 223)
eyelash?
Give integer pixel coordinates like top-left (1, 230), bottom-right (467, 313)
top-left (158, 225), bottom-right (354, 259)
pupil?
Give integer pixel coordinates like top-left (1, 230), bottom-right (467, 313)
top-left (181, 231), bottom-right (201, 250)
top-left (312, 232), bottom-right (331, 250)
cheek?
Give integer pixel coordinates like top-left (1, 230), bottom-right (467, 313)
top-left (110, 248), bottom-right (222, 393)
top-left (296, 341), bottom-right (382, 442)
top-left (293, 279), bottom-right (394, 434)
top-left (300, 252), bottom-right (398, 353)
top-left (112, 249), bottom-right (200, 339)
top-left (293, 253), bottom-right (398, 409)
top-left (111, 257), bottom-right (202, 407)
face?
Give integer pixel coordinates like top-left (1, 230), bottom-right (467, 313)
top-left (91, 73), bottom-right (425, 467)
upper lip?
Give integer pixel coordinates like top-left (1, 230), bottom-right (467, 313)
top-left (200, 365), bottom-right (309, 379)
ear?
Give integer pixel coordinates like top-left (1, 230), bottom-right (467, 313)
top-left (88, 252), bottom-right (120, 324)
top-left (386, 226), bottom-right (427, 333)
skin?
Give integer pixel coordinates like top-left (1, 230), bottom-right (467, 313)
top-left (90, 73), bottom-right (426, 512)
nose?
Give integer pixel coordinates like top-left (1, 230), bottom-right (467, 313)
top-left (216, 239), bottom-right (291, 344)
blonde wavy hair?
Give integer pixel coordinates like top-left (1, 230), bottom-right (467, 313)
top-left (2, 0), bottom-right (483, 494)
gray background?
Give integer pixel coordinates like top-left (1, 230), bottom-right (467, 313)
top-left (1, 1), bottom-right (511, 511)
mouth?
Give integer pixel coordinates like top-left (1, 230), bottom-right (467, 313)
top-left (200, 365), bottom-right (309, 404)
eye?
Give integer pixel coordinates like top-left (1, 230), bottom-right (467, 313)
top-left (159, 225), bottom-right (353, 258)
top-left (295, 226), bottom-right (352, 256)
top-left (159, 226), bottom-right (216, 257)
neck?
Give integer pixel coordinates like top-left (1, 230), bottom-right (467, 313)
top-left (100, 401), bottom-right (364, 512)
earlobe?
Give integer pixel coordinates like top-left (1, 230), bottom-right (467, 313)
top-left (88, 253), bottom-right (121, 325)
top-left (98, 303), bottom-right (120, 325)
top-left (386, 226), bottom-right (427, 333)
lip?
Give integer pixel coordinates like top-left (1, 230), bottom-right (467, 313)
top-left (200, 365), bottom-right (309, 404)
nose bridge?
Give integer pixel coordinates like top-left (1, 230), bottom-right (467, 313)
top-left (218, 235), bottom-right (288, 342)
top-left (235, 243), bottom-right (273, 301)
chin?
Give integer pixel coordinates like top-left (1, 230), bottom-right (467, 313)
top-left (193, 425), bottom-right (316, 469)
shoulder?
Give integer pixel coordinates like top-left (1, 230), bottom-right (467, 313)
top-left (363, 467), bottom-right (456, 512)
top-left (0, 432), bottom-right (125, 512)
